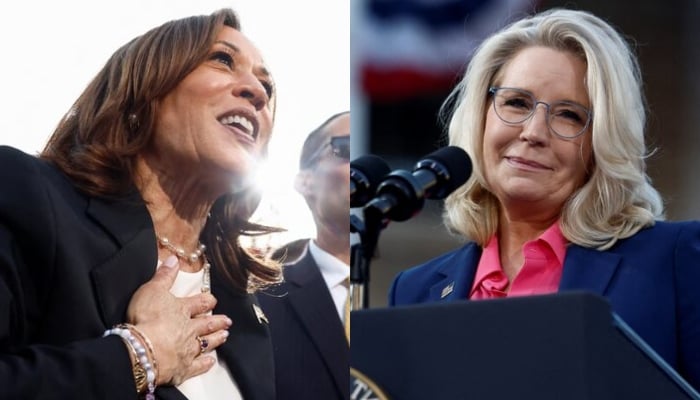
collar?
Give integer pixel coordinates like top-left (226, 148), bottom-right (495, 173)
top-left (475, 221), bottom-right (567, 284)
top-left (308, 240), bottom-right (349, 288)
top-left (539, 222), bottom-right (567, 266)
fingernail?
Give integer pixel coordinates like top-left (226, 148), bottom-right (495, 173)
top-left (163, 255), bottom-right (179, 268)
top-left (222, 330), bottom-right (229, 339)
top-left (225, 317), bottom-right (233, 326)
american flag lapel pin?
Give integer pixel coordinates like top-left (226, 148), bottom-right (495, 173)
top-left (253, 304), bottom-right (269, 324)
top-left (441, 282), bottom-right (455, 298)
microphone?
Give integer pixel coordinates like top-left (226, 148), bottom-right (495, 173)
top-left (350, 154), bottom-right (391, 207)
top-left (363, 146), bottom-right (472, 222)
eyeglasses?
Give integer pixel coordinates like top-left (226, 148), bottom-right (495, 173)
top-left (488, 87), bottom-right (592, 139)
top-left (329, 135), bottom-right (350, 161)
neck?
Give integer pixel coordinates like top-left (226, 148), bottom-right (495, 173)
top-left (314, 224), bottom-right (350, 266)
top-left (135, 156), bottom-right (223, 271)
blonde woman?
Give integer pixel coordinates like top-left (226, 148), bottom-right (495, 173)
top-left (389, 8), bottom-right (700, 391)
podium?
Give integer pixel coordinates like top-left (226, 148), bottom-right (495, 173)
top-left (350, 292), bottom-right (700, 399)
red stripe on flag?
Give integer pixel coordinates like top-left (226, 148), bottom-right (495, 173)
top-left (361, 66), bottom-right (460, 102)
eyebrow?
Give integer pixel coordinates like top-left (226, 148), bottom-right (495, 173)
top-left (214, 40), bottom-right (272, 79)
top-left (501, 86), bottom-right (589, 109)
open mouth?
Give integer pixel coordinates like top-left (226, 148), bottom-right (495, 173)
top-left (218, 112), bottom-right (258, 142)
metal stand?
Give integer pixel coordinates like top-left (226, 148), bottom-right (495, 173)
top-left (349, 211), bottom-right (386, 311)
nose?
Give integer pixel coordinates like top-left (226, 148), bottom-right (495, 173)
top-left (234, 73), bottom-right (269, 111)
top-left (519, 103), bottom-right (550, 145)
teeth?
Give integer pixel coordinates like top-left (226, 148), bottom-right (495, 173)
top-left (219, 114), bottom-right (255, 137)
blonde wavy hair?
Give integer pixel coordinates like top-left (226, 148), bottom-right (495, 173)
top-left (442, 8), bottom-right (664, 250)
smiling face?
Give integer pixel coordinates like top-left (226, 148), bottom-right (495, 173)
top-left (148, 26), bottom-right (275, 192)
top-left (483, 46), bottom-right (592, 218)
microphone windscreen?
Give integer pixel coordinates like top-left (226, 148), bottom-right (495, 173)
top-left (351, 155), bottom-right (391, 185)
top-left (418, 146), bottom-right (472, 194)
top-left (350, 154), bottom-right (391, 207)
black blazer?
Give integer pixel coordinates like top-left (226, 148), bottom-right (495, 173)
top-left (0, 146), bottom-right (274, 399)
top-left (257, 245), bottom-right (349, 400)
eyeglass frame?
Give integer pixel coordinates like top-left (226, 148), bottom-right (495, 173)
top-left (304, 135), bottom-right (350, 169)
top-left (487, 86), bottom-right (593, 139)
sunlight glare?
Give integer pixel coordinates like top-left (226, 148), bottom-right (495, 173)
top-left (245, 156), bottom-right (315, 253)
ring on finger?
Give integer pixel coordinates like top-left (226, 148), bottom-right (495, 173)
top-left (196, 335), bottom-right (209, 355)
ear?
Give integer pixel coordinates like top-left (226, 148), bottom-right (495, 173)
top-left (294, 170), bottom-right (313, 197)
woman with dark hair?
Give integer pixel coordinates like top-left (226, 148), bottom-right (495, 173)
top-left (0, 8), bottom-right (280, 400)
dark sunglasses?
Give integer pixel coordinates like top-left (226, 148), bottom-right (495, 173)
top-left (330, 135), bottom-right (350, 161)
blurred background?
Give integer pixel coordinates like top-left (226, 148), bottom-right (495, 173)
top-left (351, 0), bottom-right (700, 307)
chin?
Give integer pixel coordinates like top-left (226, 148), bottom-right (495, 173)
top-left (228, 166), bottom-right (256, 188)
top-left (201, 160), bottom-right (251, 193)
top-left (228, 151), bottom-right (259, 172)
top-left (501, 185), bottom-right (550, 202)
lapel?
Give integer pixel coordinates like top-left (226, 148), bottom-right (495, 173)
top-left (86, 191), bottom-right (157, 327)
top-left (428, 243), bottom-right (482, 301)
top-left (284, 252), bottom-right (348, 396)
top-left (422, 242), bottom-right (622, 301)
top-left (559, 244), bottom-right (621, 295)
top-left (213, 267), bottom-right (276, 400)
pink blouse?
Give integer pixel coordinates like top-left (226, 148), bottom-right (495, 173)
top-left (469, 223), bottom-right (567, 299)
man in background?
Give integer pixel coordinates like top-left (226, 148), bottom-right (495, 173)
top-left (258, 111), bottom-right (350, 400)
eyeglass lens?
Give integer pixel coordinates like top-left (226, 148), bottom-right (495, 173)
top-left (330, 135), bottom-right (350, 160)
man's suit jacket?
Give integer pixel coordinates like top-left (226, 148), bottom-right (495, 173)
top-left (257, 245), bottom-right (349, 400)
top-left (389, 221), bottom-right (700, 391)
top-left (0, 146), bottom-right (274, 399)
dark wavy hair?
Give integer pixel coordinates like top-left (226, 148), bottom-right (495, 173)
top-left (40, 8), bottom-right (282, 292)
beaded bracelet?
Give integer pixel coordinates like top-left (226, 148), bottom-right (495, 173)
top-left (116, 333), bottom-right (149, 394)
top-left (120, 323), bottom-right (158, 386)
top-left (103, 326), bottom-right (157, 400)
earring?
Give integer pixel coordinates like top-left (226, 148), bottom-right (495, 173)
top-left (128, 113), bottom-right (140, 131)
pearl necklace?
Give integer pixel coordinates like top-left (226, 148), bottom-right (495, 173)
top-left (156, 234), bottom-right (211, 293)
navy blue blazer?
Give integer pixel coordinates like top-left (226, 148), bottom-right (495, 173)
top-left (389, 221), bottom-right (700, 390)
top-left (0, 146), bottom-right (274, 399)
top-left (257, 246), bottom-right (349, 400)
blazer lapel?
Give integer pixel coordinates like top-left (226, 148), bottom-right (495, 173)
top-left (87, 192), bottom-right (157, 327)
top-left (421, 242), bottom-right (620, 301)
top-left (285, 253), bottom-right (348, 396)
top-left (428, 243), bottom-right (482, 301)
top-left (559, 244), bottom-right (622, 296)
top-left (213, 268), bottom-right (275, 400)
